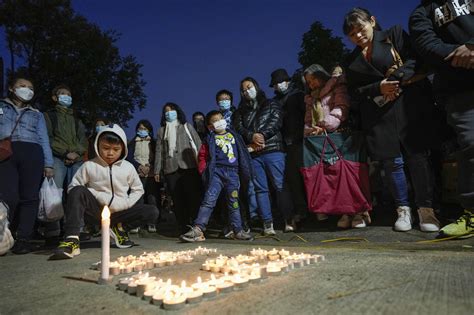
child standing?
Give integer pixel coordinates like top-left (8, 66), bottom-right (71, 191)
top-left (50, 124), bottom-right (159, 259)
top-left (180, 111), bottom-right (253, 242)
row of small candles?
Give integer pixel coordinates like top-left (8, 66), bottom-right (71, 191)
top-left (95, 247), bottom-right (218, 276)
top-left (117, 248), bottom-right (325, 310)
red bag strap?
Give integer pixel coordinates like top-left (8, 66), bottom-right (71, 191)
top-left (319, 135), bottom-right (343, 164)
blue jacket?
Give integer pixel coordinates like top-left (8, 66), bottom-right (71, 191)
top-left (201, 128), bottom-right (253, 189)
top-left (0, 99), bottom-right (53, 167)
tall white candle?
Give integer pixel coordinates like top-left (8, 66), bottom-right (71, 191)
top-left (100, 206), bottom-right (111, 283)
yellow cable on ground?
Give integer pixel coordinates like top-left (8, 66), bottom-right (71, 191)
top-left (321, 237), bottom-right (369, 243)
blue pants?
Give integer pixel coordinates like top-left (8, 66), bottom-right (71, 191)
top-left (194, 166), bottom-right (243, 233)
top-left (252, 151), bottom-right (286, 223)
top-left (247, 179), bottom-right (259, 219)
top-left (445, 90), bottom-right (474, 210)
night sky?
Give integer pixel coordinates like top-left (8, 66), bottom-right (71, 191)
top-left (5, 0), bottom-right (420, 138)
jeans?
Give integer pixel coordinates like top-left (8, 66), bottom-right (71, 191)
top-left (445, 90), bottom-right (474, 210)
top-left (380, 157), bottom-right (409, 208)
top-left (194, 166), bottom-right (243, 233)
top-left (64, 186), bottom-right (159, 237)
top-left (247, 180), bottom-right (259, 219)
top-left (252, 151), bottom-right (287, 223)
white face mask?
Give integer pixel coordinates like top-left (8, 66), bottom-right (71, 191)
top-left (213, 119), bottom-right (227, 132)
top-left (14, 87), bottom-right (34, 102)
top-left (277, 82), bottom-right (289, 93)
top-left (244, 87), bottom-right (257, 100)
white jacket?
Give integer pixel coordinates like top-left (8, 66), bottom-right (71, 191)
top-left (69, 124), bottom-right (144, 213)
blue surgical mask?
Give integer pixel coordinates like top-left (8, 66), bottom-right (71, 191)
top-left (165, 110), bottom-right (178, 122)
top-left (245, 87), bottom-right (257, 100)
top-left (137, 130), bottom-right (149, 138)
top-left (218, 100), bottom-right (231, 110)
top-left (96, 125), bottom-right (105, 133)
top-left (58, 94), bottom-right (72, 107)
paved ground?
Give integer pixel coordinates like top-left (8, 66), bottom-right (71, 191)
top-left (1, 222), bottom-right (473, 315)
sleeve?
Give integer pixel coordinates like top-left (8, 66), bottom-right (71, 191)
top-left (124, 166), bottom-right (144, 209)
top-left (198, 142), bottom-right (209, 175)
top-left (409, 5), bottom-right (459, 67)
top-left (232, 108), bottom-right (253, 144)
top-left (259, 101), bottom-right (283, 140)
top-left (126, 140), bottom-right (140, 169)
top-left (37, 113), bottom-right (54, 168)
top-left (154, 128), bottom-right (164, 175)
top-left (74, 120), bottom-right (88, 156)
top-left (186, 123), bottom-right (202, 152)
top-left (322, 79), bottom-right (350, 132)
top-left (304, 94), bottom-right (313, 129)
top-left (68, 162), bottom-right (89, 192)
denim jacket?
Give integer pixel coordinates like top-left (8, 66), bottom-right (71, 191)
top-left (0, 99), bottom-right (54, 167)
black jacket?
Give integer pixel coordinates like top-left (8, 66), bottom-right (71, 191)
top-left (232, 98), bottom-right (284, 157)
top-left (409, 0), bottom-right (474, 95)
top-left (344, 25), bottom-right (435, 160)
top-left (273, 85), bottom-right (306, 146)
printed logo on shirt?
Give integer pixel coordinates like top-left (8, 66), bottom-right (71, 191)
top-left (434, 0), bottom-right (473, 27)
top-left (215, 133), bottom-right (236, 163)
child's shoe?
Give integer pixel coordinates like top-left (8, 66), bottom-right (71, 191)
top-left (263, 221), bottom-right (276, 236)
top-left (337, 215), bottom-right (352, 229)
top-left (352, 211), bottom-right (371, 228)
top-left (129, 227), bottom-right (140, 234)
top-left (11, 239), bottom-right (36, 255)
top-left (394, 206), bottom-right (412, 232)
top-left (50, 237), bottom-right (80, 260)
top-left (417, 207), bottom-right (440, 232)
top-left (440, 210), bottom-right (474, 237)
top-left (147, 224), bottom-right (157, 233)
top-left (180, 226), bottom-right (205, 242)
top-left (110, 226), bottom-right (135, 248)
top-left (234, 230), bottom-right (254, 241)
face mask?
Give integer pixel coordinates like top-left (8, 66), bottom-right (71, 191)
top-left (165, 110), bottom-right (178, 122)
top-left (96, 125), bottom-right (105, 134)
top-left (244, 87), bottom-right (257, 100)
top-left (218, 100), bottom-right (231, 110)
top-left (14, 87), bottom-right (34, 102)
top-left (137, 130), bottom-right (149, 138)
top-left (277, 82), bottom-right (289, 93)
top-left (58, 94), bottom-right (72, 107)
top-left (213, 119), bottom-right (227, 132)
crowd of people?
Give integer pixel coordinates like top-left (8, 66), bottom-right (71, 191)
top-left (0, 2), bottom-right (473, 259)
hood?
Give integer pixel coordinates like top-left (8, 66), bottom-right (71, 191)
top-left (94, 124), bottom-right (128, 165)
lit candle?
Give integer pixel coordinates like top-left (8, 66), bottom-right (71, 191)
top-left (186, 289), bottom-right (203, 304)
top-left (118, 277), bottom-right (131, 291)
top-left (109, 261), bottom-right (121, 275)
top-left (163, 291), bottom-right (186, 310)
top-left (216, 281), bottom-right (234, 293)
top-left (99, 206), bottom-right (111, 284)
top-left (232, 274), bottom-right (249, 289)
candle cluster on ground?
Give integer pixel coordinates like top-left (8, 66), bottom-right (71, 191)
top-left (93, 247), bottom-right (218, 276)
top-left (113, 248), bottom-right (325, 310)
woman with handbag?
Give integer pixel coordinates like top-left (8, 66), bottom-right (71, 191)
top-left (0, 76), bottom-right (54, 254)
top-left (303, 64), bottom-right (372, 229)
top-left (154, 102), bottom-right (202, 234)
top-left (342, 7), bottom-right (440, 232)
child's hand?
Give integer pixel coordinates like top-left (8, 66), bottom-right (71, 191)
top-left (154, 175), bottom-right (160, 182)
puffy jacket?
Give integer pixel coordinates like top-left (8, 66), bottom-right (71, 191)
top-left (273, 85), bottom-right (306, 146)
top-left (232, 98), bottom-right (284, 156)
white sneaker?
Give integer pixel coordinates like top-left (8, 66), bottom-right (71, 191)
top-left (263, 222), bottom-right (276, 236)
top-left (394, 206), bottom-right (412, 232)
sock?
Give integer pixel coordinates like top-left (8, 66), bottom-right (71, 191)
top-left (65, 235), bottom-right (80, 241)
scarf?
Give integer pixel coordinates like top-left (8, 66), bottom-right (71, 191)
top-left (310, 89), bottom-right (324, 127)
top-left (164, 120), bottom-right (178, 157)
top-left (134, 136), bottom-right (150, 166)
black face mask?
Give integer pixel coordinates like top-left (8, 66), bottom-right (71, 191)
top-left (194, 120), bottom-right (205, 133)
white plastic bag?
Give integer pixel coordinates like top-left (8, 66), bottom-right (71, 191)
top-left (0, 200), bottom-right (14, 255)
top-left (38, 178), bottom-right (64, 222)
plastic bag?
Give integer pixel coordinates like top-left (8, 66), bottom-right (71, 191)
top-left (0, 200), bottom-right (14, 255)
top-left (38, 178), bottom-right (64, 222)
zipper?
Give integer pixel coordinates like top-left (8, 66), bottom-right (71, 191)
top-left (108, 165), bottom-right (115, 207)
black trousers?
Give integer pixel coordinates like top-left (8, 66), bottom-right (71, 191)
top-left (63, 186), bottom-right (159, 236)
top-left (165, 168), bottom-right (202, 231)
top-left (0, 142), bottom-right (44, 240)
top-left (284, 143), bottom-right (307, 217)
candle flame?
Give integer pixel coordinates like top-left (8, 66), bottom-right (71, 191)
top-left (101, 206), bottom-right (111, 220)
top-left (197, 277), bottom-right (202, 283)
top-left (181, 280), bottom-right (186, 288)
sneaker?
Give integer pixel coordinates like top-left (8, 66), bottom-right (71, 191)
top-left (11, 239), bottom-right (35, 255)
top-left (147, 224), bottom-right (157, 233)
top-left (284, 219), bottom-right (296, 232)
top-left (417, 207), bottom-right (440, 232)
top-left (352, 212), bottom-right (371, 229)
top-left (50, 238), bottom-right (80, 260)
top-left (234, 230), bottom-right (254, 241)
top-left (223, 230), bottom-right (234, 239)
top-left (180, 226), bottom-right (205, 242)
top-left (263, 221), bottom-right (276, 236)
top-left (440, 210), bottom-right (474, 237)
top-left (110, 226), bottom-right (135, 248)
top-left (394, 206), bottom-right (412, 232)
top-left (337, 215), bottom-right (352, 229)
top-left (316, 214), bottom-right (329, 221)
top-left (129, 227), bottom-right (140, 234)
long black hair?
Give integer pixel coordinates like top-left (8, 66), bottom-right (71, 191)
top-left (342, 7), bottom-right (382, 35)
top-left (238, 77), bottom-right (267, 108)
top-left (135, 119), bottom-right (154, 138)
top-left (160, 102), bottom-right (187, 127)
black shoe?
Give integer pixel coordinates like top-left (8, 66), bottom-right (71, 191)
top-left (79, 232), bottom-right (91, 241)
top-left (110, 226), bottom-right (134, 248)
top-left (50, 238), bottom-right (81, 260)
top-left (180, 226), bottom-right (205, 242)
top-left (44, 236), bottom-right (61, 249)
top-left (11, 239), bottom-right (35, 255)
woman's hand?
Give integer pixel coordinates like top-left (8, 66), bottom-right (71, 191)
top-left (252, 133), bottom-right (265, 146)
top-left (44, 167), bottom-right (54, 178)
top-left (380, 79), bottom-right (400, 97)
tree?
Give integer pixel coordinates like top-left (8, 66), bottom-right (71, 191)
top-left (0, 0), bottom-right (146, 128)
top-left (298, 21), bottom-right (350, 72)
